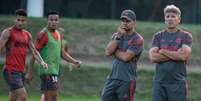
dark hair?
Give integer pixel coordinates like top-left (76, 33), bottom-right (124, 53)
top-left (47, 10), bottom-right (60, 16)
top-left (15, 9), bottom-right (27, 16)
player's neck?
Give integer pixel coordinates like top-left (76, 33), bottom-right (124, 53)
top-left (166, 27), bottom-right (178, 33)
top-left (13, 25), bottom-right (23, 31)
top-left (47, 27), bottom-right (56, 32)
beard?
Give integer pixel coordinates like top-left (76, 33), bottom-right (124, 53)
top-left (125, 27), bottom-right (132, 32)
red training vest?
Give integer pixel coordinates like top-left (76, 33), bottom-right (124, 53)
top-left (3, 26), bottom-right (29, 72)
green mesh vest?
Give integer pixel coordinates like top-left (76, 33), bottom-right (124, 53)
top-left (39, 27), bottom-right (61, 76)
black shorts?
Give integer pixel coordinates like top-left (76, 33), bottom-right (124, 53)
top-left (3, 70), bottom-right (25, 91)
top-left (40, 74), bottom-right (59, 91)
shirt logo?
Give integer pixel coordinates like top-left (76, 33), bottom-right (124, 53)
top-left (128, 40), bottom-right (134, 45)
top-left (175, 38), bottom-right (182, 43)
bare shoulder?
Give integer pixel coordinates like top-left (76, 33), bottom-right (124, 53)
top-left (23, 30), bottom-right (33, 40)
top-left (23, 30), bottom-right (31, 36)
top-left (1, 28), bottom-right (11, 38)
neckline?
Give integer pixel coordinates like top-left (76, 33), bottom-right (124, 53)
top-left (12, 26), bottom-right (22, 31)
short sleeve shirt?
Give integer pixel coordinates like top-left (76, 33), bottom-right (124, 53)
top-left (151, 29), bottom-right (193, 83)
top-left (109, 32), bottom-right (144, 81)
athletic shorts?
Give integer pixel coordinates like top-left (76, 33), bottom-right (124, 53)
top-left (152, 81), bottom-right (189, 101)
top-left (3, 70), bottom-right (25, 91)
top-left (40, 74), bottom-right (59, 91)
top-left (100, 79), bottom-right (136, 101)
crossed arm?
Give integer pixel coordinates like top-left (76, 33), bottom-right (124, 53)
top-left (149, 47), bottom-right (170, 63)
top-left (105, 40), bottom-right (135, 62)
top-left (159, 45), bottom-right (191, 61)
top-left (149, 45), bottom-right (191, 63)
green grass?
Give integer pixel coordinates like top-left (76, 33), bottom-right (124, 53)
top-left (0, 15), bottom-right (201, 64)
top-left (0, 95), bottom-right (100, 101)
top-left (0, 95), bottom-right (151, 101)
top-left (1, 65), bottom-right (201, 101)
top-left (0, 15), bottom-right (201, 100)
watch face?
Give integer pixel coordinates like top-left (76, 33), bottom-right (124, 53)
top-left (116, 37), bottom-right (120, 40)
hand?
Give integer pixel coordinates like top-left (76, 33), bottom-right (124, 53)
top-left (154, 48), bottom-right (160, 53)
top-left (68, 60), bottom-right (82, 72)
top-left (41, 61), bottom-right (48, 69)
top-left (159, 49), bottom-right (166, 54)
top-left (117, 24), bottom-right (126, 38)
top-left (74, 60), bottom-right (82, 68)
top-left (25, 72), bottom-right (32, 85)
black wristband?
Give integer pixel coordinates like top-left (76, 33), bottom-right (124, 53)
top-left (115, 36), bottom-right (121, 40)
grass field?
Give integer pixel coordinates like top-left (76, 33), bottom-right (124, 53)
top-left (1, 65), bottom-right (201, 101)
top-left (0, 95), bottom-right (99, 101)
top-left (0, 16), bottom-right (201, 101)
top-left (0, 95), bottom-right (151, 101)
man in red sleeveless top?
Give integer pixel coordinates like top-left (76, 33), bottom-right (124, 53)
top-left (0, 9), bottom-right (48, 101)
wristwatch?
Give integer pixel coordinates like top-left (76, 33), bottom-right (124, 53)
top-left (112, 35), bottom-right (121, 40)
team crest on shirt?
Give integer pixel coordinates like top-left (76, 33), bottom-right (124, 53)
top-left (128, 40), bottom-right (135, 45)
top-left (175, 38), bottom-right (182, 43)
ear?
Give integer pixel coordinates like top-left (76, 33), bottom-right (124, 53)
top-left (178, 16), bottom-right (181, 24)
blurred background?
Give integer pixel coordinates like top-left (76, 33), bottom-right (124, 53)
top-left (0, 0), bottom-right (201, 24)
top-left (0, 0), bottom-right (201, 101)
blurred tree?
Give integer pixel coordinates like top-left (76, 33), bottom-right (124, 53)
top-left (86, 0), bottom-right (110, 18)
top-left (110, 0), bottom-right (116, 19)
top-left (0, 0), bottom-right (200, 24)
top-left (149, 0), bottom-right (161, 21)
top-left (0, 0), bottom-right (26, 14)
